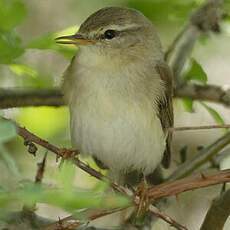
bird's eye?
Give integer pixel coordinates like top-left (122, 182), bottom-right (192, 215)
top-left (104, 30), bottom-right (116, 40)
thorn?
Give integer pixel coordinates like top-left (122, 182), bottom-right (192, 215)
top-left (200, 172), bottom-right (207, 180)
top-left (35, 152), bottom-right (47, 183)
top-left (56, 155), bottom-right (60, 163)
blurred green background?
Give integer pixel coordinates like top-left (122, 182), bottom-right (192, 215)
top-left (1, 0), bottom-right (230, 229)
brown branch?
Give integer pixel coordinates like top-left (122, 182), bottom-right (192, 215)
top-left (0, 211), bottom-right (107, 230)
top-left (0, 88), bottom-right (64, 108)
top-left (200, 189), bottom-right (230, 230)
top-left (4, 116), bottom-right (230, 230)
top-left (148, 170), bottom-right (230, 201)
top-left (44, 208), bottom-right (126, 230)
top-left (8, 117), bottom-right (128, 195)
top-left (149, 205), bottom-right (188, 230)
top-left (168, 131), bottom-right (230, 181)
top-left (47, 203), bottom-right (187, 230)
top-left (9, 116), bottom-right (185, 229)
top-left (14, 114), bottom-right (230, 199)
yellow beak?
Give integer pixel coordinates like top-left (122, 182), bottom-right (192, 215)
top-left (55, 33), bottom-right (94, 46)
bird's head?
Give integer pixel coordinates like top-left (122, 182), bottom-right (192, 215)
top-left (56, 7), bottom-right (162, 59)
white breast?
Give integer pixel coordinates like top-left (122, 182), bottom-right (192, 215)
top-left (64, 49), bottom-right (166, 176)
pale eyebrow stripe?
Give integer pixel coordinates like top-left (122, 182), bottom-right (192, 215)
top-left (88, 24), bottom-right (143, 38)
top-left (102, 23), bottom-right (140, 31)
top-left (91, 23), bottom-right (141, 34)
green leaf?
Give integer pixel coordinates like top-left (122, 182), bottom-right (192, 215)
top-left (184, 59), bottom-right (208, 84)
top-left (9, 64), bottom-right (38, 78)
top-left (0, 119), bottom-right (17, 143)
top-left (200, 102), bottom-right (225, 125)
top-left (33, 189), bottom-right (130, 211)
top-left (182, 97), bottom-right (194, 112)
top-left (0, 183), bottom-right (130, 212)
top-left (0, 30), bottom-right (24, 64)
top-left (0, 0), bottom-right (27, 30)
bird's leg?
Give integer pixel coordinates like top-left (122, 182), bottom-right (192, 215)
top-left (135, 176), bottom-right (150, 217)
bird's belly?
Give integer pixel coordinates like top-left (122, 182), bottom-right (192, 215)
top-left (70, 94), bottom-right (166, 175)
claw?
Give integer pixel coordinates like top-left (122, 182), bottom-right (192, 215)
top-left (135, 178), bottom-right (150, 217)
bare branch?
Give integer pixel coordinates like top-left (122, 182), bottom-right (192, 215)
top-left (3, 117), bottom-right (128, 195)
top-left (0, 88), bottom-right (64, 109)
top-left (4, 116), bottom-right (230, 230)
top-left (44, 208), bottom-right (126, 230)
top-left (200, 189), bottom-right (230, 230)
top-left (149, 205), bottom-right (188, 230)
top-left (175, 84), bottom-right (230, 107)
top-left (148, 170), bottom-right (230, 201)
top-left (170, 124), bottom-right (230, 132)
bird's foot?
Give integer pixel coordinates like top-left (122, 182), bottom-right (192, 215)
top-left (135, 178), bottom-right (150, 217)
top-left (58, 148), bottom-right (79, 159)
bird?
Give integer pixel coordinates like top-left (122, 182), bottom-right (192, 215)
top-left (56, 6), bottom-right (173, 186)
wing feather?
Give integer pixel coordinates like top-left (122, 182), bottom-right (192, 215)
top-left (155, 62), bottom-right (174, 168)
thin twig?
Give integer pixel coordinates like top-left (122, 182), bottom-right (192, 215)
top-left (44, 208), bottom-right (127, 230)
top-left (149, 205), bottom-right (188, 230)
top-left (5, 116), bottom-right (230, 229)
top-left (8, 117), bottom-right (128, 195)
top-left (7, 117), bottom-right (184, 229)
top-left (169, 124), bottom-right (230, 132)
top-left (148, 169), bottom-right (230, 201)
